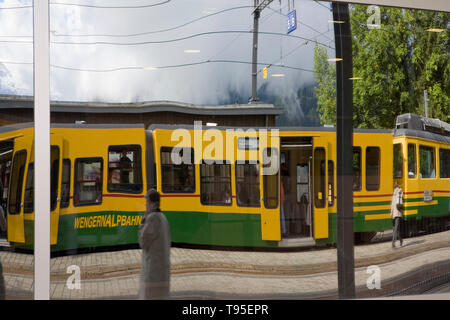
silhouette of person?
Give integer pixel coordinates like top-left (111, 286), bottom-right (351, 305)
top-left (119, 151), bottom-right (132, 184)
top-left (138, 189), bottom-right (171, 299)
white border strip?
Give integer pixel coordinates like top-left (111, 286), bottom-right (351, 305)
top-left (33, 0), bottom-right (50, 300)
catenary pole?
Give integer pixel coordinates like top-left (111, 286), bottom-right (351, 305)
top-left (332, 2), bottom-right (356, 299)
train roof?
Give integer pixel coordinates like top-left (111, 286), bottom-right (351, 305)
top-left (395, 113), bottom-right (450, 144)
top-left (0, 122), bottom-right (146, 134)
top-left (146, 123), bottom-right (393, 134)
top-left (0, 94), bottom-right (283, 116)
top-left (394, 128), bottom-right (450, 144)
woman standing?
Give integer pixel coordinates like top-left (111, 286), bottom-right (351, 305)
top-left (390, 181), bottom-right (404, 248)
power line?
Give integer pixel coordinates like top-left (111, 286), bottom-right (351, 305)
top-left (0, 59), bottom-right (313, 73)
top-left (257, 30), bottom-right (331, 76)
top-left (49, 0), bottom-right (171, 9)
top-left (267, 6), bottom-right (334, 42)
top-left (208, 4), bottom-right (284, 61)
top-left (50, 59), bottom-right (314, 73)
top-left (0, 5), bottom-right (32, 10)
top-left (0, 30), bottom-right (334, 50)
top-left (49, 30), bottom-right (335, 49)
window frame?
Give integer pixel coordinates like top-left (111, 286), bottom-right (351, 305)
top-left (73, 157), bottom-right (104, 207)
top-left (235, 160), bottom-right (261, 208)
top-left (407, 143), bottom-right (417, 179)
top-left (8, 149), bottom-right (27, 215)
top-left (365, 146), bottom-right (380, 191)
top-left (160, 146), bottom-right (195, 194)
top-left (107, 144), bottom-right (143, 194)
top-left (419, 145), bottom-right (436, 179)
top-left (23, 162), bottom-right (34, 214)
top-left (199, 160), bottom-right (232, 206)
top-left (393, 143), bottom-right (403, 179)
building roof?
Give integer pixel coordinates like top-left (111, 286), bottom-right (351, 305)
top-left (0, 94), bottom-right (283, 116)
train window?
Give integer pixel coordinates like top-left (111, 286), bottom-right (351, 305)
top-left (328, 160), bottom-right (334, 206)
top-left (50, 146), bottom-right (60, 211)
top-left (419, 145), bottom-right (436, 178)
top-left (313, 148), bottom-right (326, 208)
top-left (236, 162), bottom-right (260, 207)
top-left (366, 147), bottom-right (380, 191)
top-left (393, 143), bottom-right (403, 179)
top-left (22, 146), bottom-right (60, 213)
top-left (200, 161), bottom-right (231, 206)
top-left (108, 145), bottom-right (143, 194)
top-left (353, 147), bottom-right (361, 191)
top-left (23, 163), bottom-right (34, 214)
top-left (263, 148), bottom-right (278, 209)
top-left (73, 158), bottom-right (103, 206)
top-left (408, 144), bottom-right (417, 178)
top-left (439, 149), bottom-right (450, 178)
top-left (60, 159), bottom-right (71, 208)
top-left (160, 147), bottom-right (195, 193)
top-left (8, 150), bottom-right (27, 215)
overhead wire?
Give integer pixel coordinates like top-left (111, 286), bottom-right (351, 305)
top-left (207, 4), bottom-right (284, 61)
top-left (49, 0), bottom-right (171, 9)
top-left (50, 5), bottom-right (254, 38)
top-left (0, 5), bottom-right (32, 10)
top-left (0, 59), bottom-right (314, 73)
top-left (48, 30), bottom-right (335, 49)
top-left (266, 6), bottom-right (334, 42)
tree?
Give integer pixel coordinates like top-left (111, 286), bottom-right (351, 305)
top-left (313, 6), bottom-right (450, 128)
top-left (313, 44), bottom-right (336, 126)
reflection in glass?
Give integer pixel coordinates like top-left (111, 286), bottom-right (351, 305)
top-left (0, 1), bottom-right (35, 299)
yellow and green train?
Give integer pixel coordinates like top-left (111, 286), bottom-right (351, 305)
top-left (0, 113), bottom-right (448, 251)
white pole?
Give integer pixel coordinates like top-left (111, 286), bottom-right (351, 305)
top-left (33, 0), bottom-right (50, 300)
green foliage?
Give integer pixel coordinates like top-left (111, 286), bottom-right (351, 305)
top-left (313, 6), bottom-right (450, 128)
top-left (313, 45), bottom-right (336, 126)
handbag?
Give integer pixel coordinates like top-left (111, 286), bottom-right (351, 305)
top-left (396, 190), bottom-right (403, 211)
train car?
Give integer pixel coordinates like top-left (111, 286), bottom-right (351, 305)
top-left (393, 114), bottom-right (450, 236)
top-left (0, 114), bottom-right (448, 251)
top-left (1, 123), bottom-right (148, 251)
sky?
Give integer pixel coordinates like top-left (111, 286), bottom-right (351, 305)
top-left (0, 0), bottom-right (335, 105)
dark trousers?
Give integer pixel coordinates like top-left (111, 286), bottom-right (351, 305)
top-left (392, 217), bottom-right (403, 246)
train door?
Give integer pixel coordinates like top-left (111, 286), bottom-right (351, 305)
top-left (0, 140), bottom-right (13, 241)
top-left (312, 137), bottom-right (329, 240)
top-left (50, 135), bottom-right (63, 245)
top-left (280, 136), bottom-right (313, 239)
top-left (7, 136), bottom-right (32, 243)
top-left (260, 133), bottom-right (281, 241)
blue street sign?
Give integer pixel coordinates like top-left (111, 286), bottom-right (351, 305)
top-left (287, 9), bottom-right (297, 34)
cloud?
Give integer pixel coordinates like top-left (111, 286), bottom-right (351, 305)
top-left (0, 0), bottom-right (333, 105)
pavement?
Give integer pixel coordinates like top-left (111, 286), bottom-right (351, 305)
top-left (0, 230), bottom-right (449, 299)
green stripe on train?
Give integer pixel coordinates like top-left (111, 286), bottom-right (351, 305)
top-left (21, 210), bottom-right (278, 250)
top-left (16, 195), bottom-right (449, 250)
